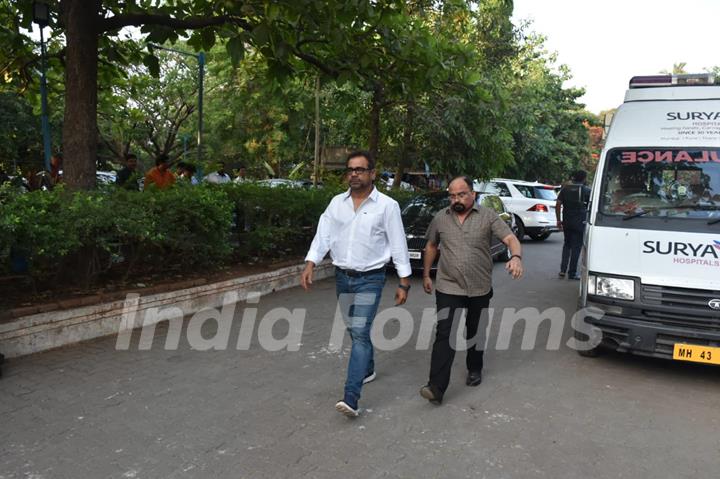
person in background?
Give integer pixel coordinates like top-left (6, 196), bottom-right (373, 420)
top-left (144, 154), bottom-right (176, 190)
top-left (50, 153), bottom-right (63, 186)
top-left (116, 153), bottom-right (141, 190)
top-left (178, 162), bottom-right (199, 185)
top-left (205, 161), bottom-right (232, 184)
top-left (233, 165), bottom-right (248, 183)
top-left (556, 170), bottom-right (591, 280)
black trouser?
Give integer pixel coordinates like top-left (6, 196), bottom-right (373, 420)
top-left (429, 290), bottom-right (492, 396)
top-left (560, 221), bottom-right (585, 276)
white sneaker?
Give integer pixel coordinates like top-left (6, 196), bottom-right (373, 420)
top-left (362, 371), bottom-right (377, 385)
top-left (335, 400), bottom-right (359, 417)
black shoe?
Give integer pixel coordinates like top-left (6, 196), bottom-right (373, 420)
top-left (568, 273), bottom-right (581, 280)
top-left (558, 272), bottom-right (566, 278)
top-left (466, 371), bottom-right (482, 387)
top-left (362, 371), bottom-right (376, 385)
top-left (419, 384), bottom-right (442, 405)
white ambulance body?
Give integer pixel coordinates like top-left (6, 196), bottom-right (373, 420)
top-left (578, 74), bottom-right (720, 364)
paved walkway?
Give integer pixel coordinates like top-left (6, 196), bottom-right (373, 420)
top-left (2, 237), bottom-right (719, 478)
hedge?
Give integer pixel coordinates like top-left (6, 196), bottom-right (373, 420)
top-left (0, 182), bottom-right (415, 288)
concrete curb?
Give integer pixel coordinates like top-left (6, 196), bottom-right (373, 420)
top-left (0, 260), bottom-right (334, 359)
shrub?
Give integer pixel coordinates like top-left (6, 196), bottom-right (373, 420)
top-left (0, 179), bottom-right (418, 289)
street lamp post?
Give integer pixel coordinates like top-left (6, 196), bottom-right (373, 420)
top-left (182, 133), bottom-right (190, 160)
top-left (148, 44), bottom-right (205, 163)
top-left (32, 1), bottom-right (52, 172)
top-left (197, 52), bottom-right (205, 164)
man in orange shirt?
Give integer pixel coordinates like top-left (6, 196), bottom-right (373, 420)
top-left (144, 154), bottom-right (176, 190)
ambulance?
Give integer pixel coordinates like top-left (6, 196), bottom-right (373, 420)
top-left (577, 74), bottom-right (720, 365)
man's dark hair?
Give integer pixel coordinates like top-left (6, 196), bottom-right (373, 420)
top-left (156, 154), bottom-right (169, 166)
top-left (572, 170), bottom-right (588, 183)
top-left (125, 153), bottom-right (138, 161)
top-left (449, 175), bottom-right (474, 191)
top-left (346, 150), bottom-right (375, 170)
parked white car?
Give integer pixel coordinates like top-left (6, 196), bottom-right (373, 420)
top-left (381, 176), bottom-right (414, 191)
top-left (256, 178), bottom-right (303, 188)
top-left (96, 170), bottom-right (117, 186)
top-left (474, 178), bottom-right (559, 240)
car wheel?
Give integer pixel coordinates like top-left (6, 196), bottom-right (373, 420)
top-left (529, 231), bottom-right (551, 241)
top-left (514, 216), bottom-right (525, 240)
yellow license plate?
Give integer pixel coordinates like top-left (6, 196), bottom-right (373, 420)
top-left (673, 343), bottom-right (720, 365)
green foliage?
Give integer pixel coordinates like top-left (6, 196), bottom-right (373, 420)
top-left (98, 46), bottom-right (199, 166)
top-left (0, 185), bottom-right (75, 277)
top-left (223, 183), bottom-right (338, 258)
top-left (0, 184), bottom-right (234, 283)
top-left (502, 33), bottom-right (592, 183)
top-left (0, 181), bottom-right (417, 287)
top-left (0, 92), bottom-right (42, 172)
top-left (0, 0), bottom-right (591, 189)
top-left (202, 47), bottom-right (316, 175)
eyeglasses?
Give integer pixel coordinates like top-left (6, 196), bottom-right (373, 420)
top-left (448, 191), bottom-right (471, 200)
top-left (346, 167), bottom-right (372, 175)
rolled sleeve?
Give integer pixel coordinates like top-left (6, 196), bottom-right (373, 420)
top-left (385, 201), bottom-right (412, 278)
top-left (491, 213), bottom-right (512, 240)
top-left (425, 216), bottom-right (440, 245)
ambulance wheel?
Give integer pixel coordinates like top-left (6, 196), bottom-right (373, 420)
top-left (574, 327), bottom-right (603, 357)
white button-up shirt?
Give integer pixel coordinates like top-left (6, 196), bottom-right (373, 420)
top-left (204, 172), bottom-right (231, 184)
top-left (305, 187), bottom-right (412, 277)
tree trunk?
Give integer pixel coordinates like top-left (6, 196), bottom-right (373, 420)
top-left (368, 85), bottom-right (382, 160)
top-left (61, 0), bottom-right (101, 190)
top-left (392, 101), bottom-right (415, 190)
top-left (313, 75), bottom-right (320, 186)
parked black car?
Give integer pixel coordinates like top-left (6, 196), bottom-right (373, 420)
top-left (401, 192), bottom-right (517, 272)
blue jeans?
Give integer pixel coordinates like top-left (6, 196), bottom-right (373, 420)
top-left (335, 269), bottom-right (386, 408)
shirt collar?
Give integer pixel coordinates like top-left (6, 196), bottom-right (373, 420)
top-left (344, 186), bottom-right (379, 201)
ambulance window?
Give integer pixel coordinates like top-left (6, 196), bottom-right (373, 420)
top-left (600, 148), bottom-right (720, 219)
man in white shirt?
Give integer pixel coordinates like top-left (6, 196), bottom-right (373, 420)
top-left (301, 150), bottom-right (412, 417)
top-left (204, 162), bottom-right (232, 184)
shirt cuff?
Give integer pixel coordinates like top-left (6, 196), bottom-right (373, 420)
top-left (394, 263), bottom-right (412, 278)
top-left (304, 251), bottom-right (324, 265)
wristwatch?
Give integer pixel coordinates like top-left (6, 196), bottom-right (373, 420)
top-left (510, 254), bottom-right (522, 261)
top-left (398, 284), bottom-right (411, 291)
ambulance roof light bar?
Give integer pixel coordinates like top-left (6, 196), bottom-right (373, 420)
top-left (629, 73), bottom-right (716, 88)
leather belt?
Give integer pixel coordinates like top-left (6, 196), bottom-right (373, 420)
top-left (336, 266), bottom-right (386, 278)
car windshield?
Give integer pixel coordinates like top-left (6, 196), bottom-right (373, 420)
top-left (401, 195), bottom-right (449, 221)
top-left (514, 184), bottom-right (557, 200)
top-left (600, 147), bottom-right (720, 219)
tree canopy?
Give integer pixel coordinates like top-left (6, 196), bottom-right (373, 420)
top-left (1, 0), bottom-right (595, 187)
